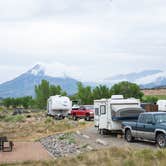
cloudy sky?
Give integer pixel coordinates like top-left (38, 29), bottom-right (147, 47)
top-left (0, 0), bottom-right (166, 83)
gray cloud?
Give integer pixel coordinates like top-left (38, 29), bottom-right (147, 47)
top-left (0, 0), bottom-right (166, 82)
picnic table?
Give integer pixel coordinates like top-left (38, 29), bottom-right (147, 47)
top-left (0, 137), bottom-right (13, 152)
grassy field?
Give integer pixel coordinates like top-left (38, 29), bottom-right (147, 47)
top-left (153, 95), bottom-right (166, 100)
top-left (1, 109), bottom-right (166, 166)
top-left (0, 111), bottom-right (92, 141)
top-left (1, 147), bottom-right (166, 166)
top-left (143, 95), bottom-right (166, 100)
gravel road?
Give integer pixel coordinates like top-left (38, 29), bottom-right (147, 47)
top-left (40, 125), bottom-right (157, 159)
top-left (74, 126), bottom-right (157, 150)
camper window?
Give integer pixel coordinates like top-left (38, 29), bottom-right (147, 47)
top-left (95, 108), bottom-right (99, 115)
top-left (100, 105), bottom-right (106, 115)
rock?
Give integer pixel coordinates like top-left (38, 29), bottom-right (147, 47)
top-left (86, 146), bottom-right (94, 151)
top-left (117, 134), bottom-right (123, 139)
top-left (79, 119), bottom-right (85, 123)
top-left (76, 130), bottom-right (81, 135)
top-left (76, 150), bottom-right (81, 154)
top-left (96, 139), bottom-right (107, 146)
top-left (82, 135), bottom-right (90, 139)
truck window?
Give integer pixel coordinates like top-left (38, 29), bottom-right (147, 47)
top-left (95, 108), bottom-right (99, 115)
top-left (145, 115), bottom-right (153, 124)
top-left (100, 105), bottom-right (106, 115)
top-left (139, 114), bottom-right (153, 124)
top-left (139, 114), bottom-right (146, 123)
top-left (154, 114), bottom-right (166, 123)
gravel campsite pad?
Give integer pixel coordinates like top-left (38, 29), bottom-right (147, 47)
top-left (40, 133), bottom-right (82, 158)
top-left (40, 126), bottom-right (157, 158)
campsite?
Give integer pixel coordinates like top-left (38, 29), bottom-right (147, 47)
top-left (0, 108), bottom-right (164, 166)
top-left (1, 0), bottom-right (166, 165)
top-left (1, 82), bottom-right (166, 166)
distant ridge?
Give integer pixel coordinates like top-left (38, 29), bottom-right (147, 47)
top-left (103, 69), bottom-right (166, 88)
top-left (0, 65), bottom-right (166, 98)
top-left (0, 64), bottom-right (79, 98)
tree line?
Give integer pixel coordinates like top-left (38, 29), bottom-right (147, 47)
top-left (2, 96), bottom-right (34, 109)
top-left (35, 80), bottom-right (67, 109)
top-left (2, 80), bottom-right (158, 109)
top-left (71, 81), bottom-right (144, 105)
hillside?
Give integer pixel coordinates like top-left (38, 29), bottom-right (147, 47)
top-left (0, 64), bottom-right (79, 98)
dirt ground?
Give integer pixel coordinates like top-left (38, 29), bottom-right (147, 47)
top-left (0, 125), bottom-right (157, 164)
top-left (74, 126), bottom-right (157, 150)
top-left (142, 88), bottom-right (166, 96)
top-left (0, 142), bottom-right (52, 164)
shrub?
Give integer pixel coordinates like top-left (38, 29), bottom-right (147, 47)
top-left (44, 117), bottom-right (53, 124)
top-left (58, 133), bottom-right (76, 144)
top-left (4, 115), bottom-right (25, 123)
top-left (142, 96), bottom-right (158, 103)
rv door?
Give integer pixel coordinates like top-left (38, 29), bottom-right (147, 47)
top-left (99, 104), bottom-right (107, 130)
top-left (94, 107), bottom-right (100, 127)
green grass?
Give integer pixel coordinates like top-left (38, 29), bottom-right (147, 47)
top-left (144, 95), bottom-right (166, 100)
top-left (0, 106), bottom-right (4, 112)
top-left (0, 112), bottom-right (90, 141)
top-left (155, 95), bottom-right (166, 100)
top-left (3, 115), bottom-right (26, 123)
top-left (58, 133), bottom-right (76, 144)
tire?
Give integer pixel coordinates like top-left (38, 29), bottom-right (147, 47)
top-left (156, 133), bottom-right (166, 148)
top-left (73, 115), bottom-right (77, 121)
top-left (85, 114), bottom-right (90, 121)
top-left (100, 129), bottom-right (106, 135)
top-left (125, 129), bottom-right (134, 142)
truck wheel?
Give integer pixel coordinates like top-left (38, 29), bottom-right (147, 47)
top-left (73, 115), bottom-right (77, 121)
top-left (100, 129), bottom-right (106, 135)
top-left (156, 133), bottom-right (166, 148)
top-left (85, 115), bottom-right (90, 121)
top-left (125, 129), bottom-right (134, 142)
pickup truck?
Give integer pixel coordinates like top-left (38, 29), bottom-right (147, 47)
top-left (122, 112), bottom-right (166, 148)
top-left (71, 105), bottom-right (94, 121)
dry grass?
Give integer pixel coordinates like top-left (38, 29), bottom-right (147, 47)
top-left (0, 112), bottom-right (92, 141)
top-left (1, 147), bottom-right (166, 166)
top-left (142, 89), bottom-right (166, 98)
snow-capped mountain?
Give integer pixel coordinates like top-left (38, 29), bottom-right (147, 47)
top-left (0, 64), bottom-right (79, 98)
top-left (103, 70), bottom-right (166, 88)
top-left (0, 65), bottom-right (166, 98)
top-left (27, 64), bottom-right (45, 76)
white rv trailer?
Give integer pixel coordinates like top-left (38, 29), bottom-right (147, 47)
top-left (157, 100), bottom-right (166, 112)
top-left (94, 95), bottom-right (144, 134)
top-left (47, 95), bottom-right (72, 119)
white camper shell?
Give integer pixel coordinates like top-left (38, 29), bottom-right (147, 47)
top-left (47, 95), bottom-right (72, 118)
top-left (157, 100), bottom-right (166, 112)
top-left (94, 95), bottom-right (144, 133)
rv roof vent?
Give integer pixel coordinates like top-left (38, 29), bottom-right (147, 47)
top-left (111, 95), bottom-right (124, 100)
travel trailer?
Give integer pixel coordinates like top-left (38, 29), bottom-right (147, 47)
top-left (47, 95), bottom-right (72, 119)
top-left (94, 95), bottom-right (145, 134)
top-left (71, 100), bottom-right (80, 110)
top-left (157, 100), bottom-right (166, 112)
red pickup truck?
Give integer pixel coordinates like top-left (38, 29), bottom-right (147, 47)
top-left (71, 105), bottom-right (94, 121)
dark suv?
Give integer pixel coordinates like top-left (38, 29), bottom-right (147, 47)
top-left (122, 112), bottom-right (166, 148)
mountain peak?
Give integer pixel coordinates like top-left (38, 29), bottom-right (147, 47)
top-left (28, 64), bottom-right (45, 76)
